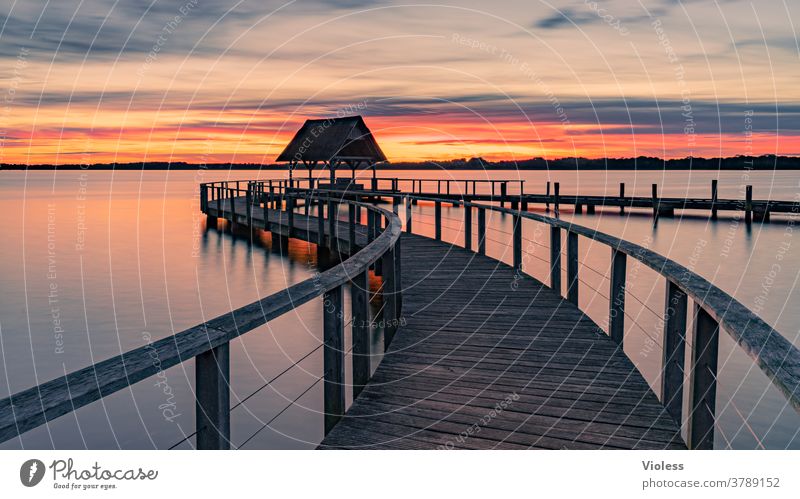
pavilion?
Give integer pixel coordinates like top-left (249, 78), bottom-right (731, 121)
top-left (276, 115), bottom-right (387, 188)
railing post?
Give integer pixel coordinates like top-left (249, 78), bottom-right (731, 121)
top-left (348, 202), bottom-right (356, 253)
top-left (478, 207), bottom-right (486, 255)
top-left (382, 245), bottom-right (397, 349)
top-left (711, 180), bottom-right (718, 220)
top-left (245, 183), bottom-right (253, 228)
top-left (651, 183), bottom-right (660, 226)
top-left (554, 182), bottom-right (560, 216)
top-left (513, 214), bottom-right (522, 272)
top-left (195, 343), bottom-right (230, 450)
top-left (687, 304), bottom-right (719, 449)
top-left (392, 195), bottom-right (399, 215)
top-left (500, 182), bottom-right (507, 208)
top-left (434, 201), bottom-right (442, 240)
top-left (318, 197), bottom-right (326, 247)
top-left (287, 195), bottom-right (295, 236)
top-left (619, 182), bottom-right (625, 215)
top-left (550, 226), bottom-right (561, 294)
top-left (464, 204), bottom-right (472, 250)
top-left (323, 285), bottom-right (345, 435)
top-left (328, 200), bottom-right (338, 252)
top-left (545, 181), bottom-right (551, 211)
top-left (608, 248), bottom-right (626, 345)
top-left (662, 280), bottom-right (688, 425)
top-left (567, 231), bottom-right (578, 305)
top-left (405, 196), bottom-right (412, 233)
top-left (367, 209), bottom-right (375, 243)
top-left (351, 271), bottom-right (369, 399)
top-left (200, 185), bottom-right (207, 213)
top-left (745, 185), bottom-right (753, 224)
top-left (228, 188), bottom-right (236, 227)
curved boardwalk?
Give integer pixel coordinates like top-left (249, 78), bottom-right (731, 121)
top-left (208, 195), bottom-right (683, 449)
top-left (321, 233), bottom-right (685, 449)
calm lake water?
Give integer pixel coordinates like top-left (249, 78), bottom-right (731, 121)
top-left (1, 169), bottom-right (798, 449)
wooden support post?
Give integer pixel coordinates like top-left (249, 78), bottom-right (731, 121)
top-left (395, 236), bottom-right (402, 318)
top-left (513, 214), bottom-right (522, 272)
top-left (550, 226), bottom-right (561, 294)
top-left (392, 195), bottom-right (400, 215)
top-left (195, 343), bottom-right (230, 450)
top-left (521, 200), bottom-right (528, 212)
top-left (382, 247), bottom-right (397, 349)
top-left (554, 182), bottom-right (560, 216)
top-left (351, 271), bottom-right (369, 398)
top-left (545, 181), bottom-right (551, 211)
top-left (687, 304), bottom-right (719, 450)
top-left (348, 202), bottom-right (356, 253)
top-left (328, 200), bottom-right (338, 252)
top-left (608, 249), bottom-right (626, 345)
top-left (318, 197), bottom-right (326, 247)
top-left (287, 196), bottom-right (295, 236)
top-left (464, 205), bottom-right (472, 250)
top-left (500, 182), bottom-right (507, 208)
top-left (745, 185), bottom-right (753, 224)
top-left (662, 280), bottom-right (688, 425)
top-left (652, 183), bottom-right (659, 227)
top-left (478, 208), bottom-right (486, 255)
top-left (246, 184), bottom-right (253, 228)
top-left (405, 196), bottom-right (412, 233)
top-left (619, 182), bottom-right (625, 215)
top-left (367, 210), bottom-right (375, 243)
top-left (228, 189), bottom-right (236, 228)
top-left (574, 203), bottom-right (583, 214)
top-left (711, 180), bottom-right (718, 220)
top-left (323, 285), bottom-right (345, 435)
top-left (586, 204), bottom-right (595, 215)
top-left (434, 201), bottom-right (442, 240)
top-left (567, 231), bottom-right (578, 305)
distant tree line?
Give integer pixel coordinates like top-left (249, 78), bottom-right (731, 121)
top-left (2, 155), bottom-right (799, 170)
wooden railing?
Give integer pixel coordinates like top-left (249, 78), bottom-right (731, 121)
top-left (0, 187), bottom-right (402, 449)
top-left (393, 192), bottom-right (800, 449)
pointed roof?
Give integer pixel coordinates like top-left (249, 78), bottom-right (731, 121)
top-left (276, 115), bottom-right (387, 164)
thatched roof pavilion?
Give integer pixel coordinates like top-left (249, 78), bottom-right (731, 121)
top-left (276, 115), bottom-right (386, 184)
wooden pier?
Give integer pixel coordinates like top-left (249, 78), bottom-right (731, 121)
top-left (2, 180), bottom-right (799, 450)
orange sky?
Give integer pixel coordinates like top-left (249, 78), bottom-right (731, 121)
top-left (1, 1), bottom-right (799, 165)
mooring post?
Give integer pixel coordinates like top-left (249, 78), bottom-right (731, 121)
top-left (745, 185), bottom-right (753, 224)
top-left (478, 207), bottom-right (486, 255)
top-left (550, 226), bottom-right (561, 294)
top-left (351, 270), bottom-right (370, 398)
top-left (513, 214), bottom-right (522, 272)
top-left (662, 280), bottom-right (688, 425)
top-left (619, 182), bottom-right (625, 215)
top-left (405, 196), bottom-right (412, 233)
top-left (687, 304), bottom-right (719, 450)
top-left (567, 231), bottom-right (578, 305)
top-left (434, 201), bottom-right (442, 240)
top-left (554, 182), bottom-right (560, 216)
top-left (608, 248), bottom-right (626, 345)
top-left (195, 342), bottom-right (231, 450)
top-left (323, 285), bottom-right (345, 435)
top-left (464, 204), bottom-right (472, 250)
top-left (711, 180), bottom-right (718, 220)
top-left (651, 183), bottom-right (660, 227)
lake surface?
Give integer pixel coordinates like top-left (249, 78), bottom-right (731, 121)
top-left (1, 169), bottom-right (798, 449)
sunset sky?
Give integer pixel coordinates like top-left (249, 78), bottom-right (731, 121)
top-left (1, 0), bottom-right (799, 164)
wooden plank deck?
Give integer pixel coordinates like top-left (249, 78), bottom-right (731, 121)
top-left (320, 234), bottom-right (685, 449)
top-left (210, 197), bottom-right (684, 449)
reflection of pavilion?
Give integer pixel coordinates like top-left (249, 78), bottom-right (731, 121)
top-left (276, 115), bottom-right (387, 189)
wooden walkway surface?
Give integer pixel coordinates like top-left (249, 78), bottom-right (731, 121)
top-left (210, 198), bottom-right (685, 449)
top-left (320, 234), bottom-right (685, 449)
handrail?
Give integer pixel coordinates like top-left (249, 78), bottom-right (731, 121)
top-left (0, 187), bottom-right (402, 448)
top-left (375, 191), bottom-right (800, 449)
